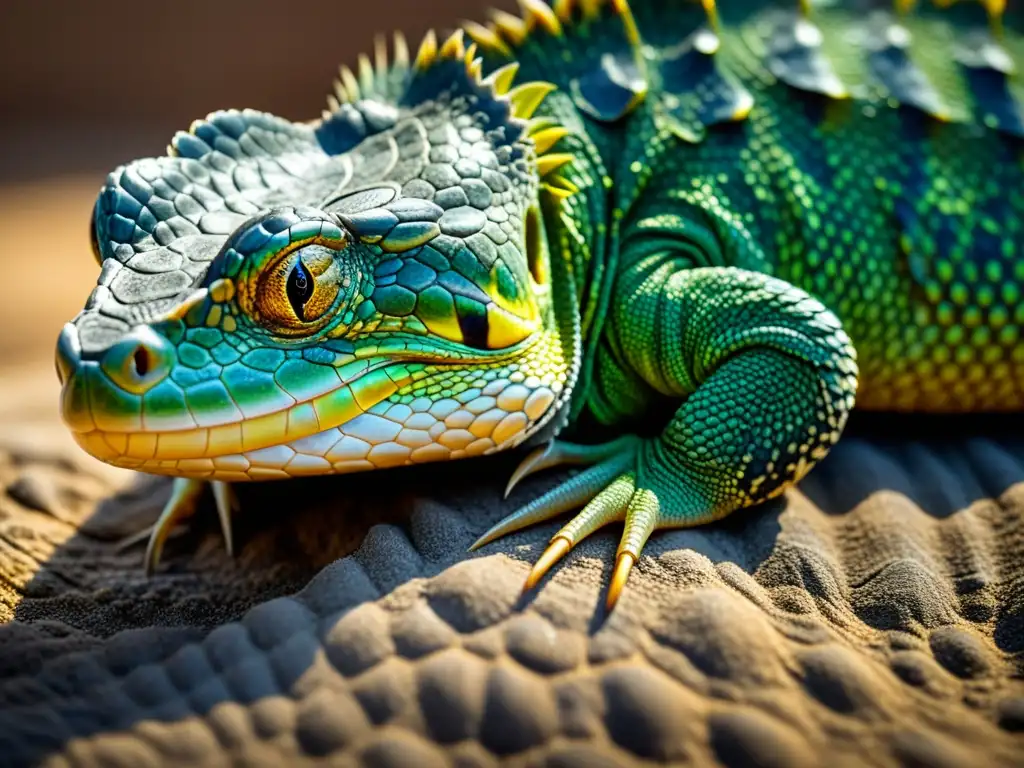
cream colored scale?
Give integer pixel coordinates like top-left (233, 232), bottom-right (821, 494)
top-left (166, 376), bottom-right (558, 481)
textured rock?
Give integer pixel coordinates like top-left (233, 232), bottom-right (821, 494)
top-left (0, 371), bottom-right (1023, 766)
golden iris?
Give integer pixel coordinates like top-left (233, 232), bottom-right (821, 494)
top-left (254, 245), bottom-right (342, 332)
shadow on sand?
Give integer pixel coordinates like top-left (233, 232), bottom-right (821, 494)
top-left (1, 413), bottom-right (1023, 764)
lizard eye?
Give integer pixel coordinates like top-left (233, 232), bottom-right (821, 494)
top-left (254, 245), bottom-right (342, 333)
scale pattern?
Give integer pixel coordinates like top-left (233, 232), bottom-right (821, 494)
top-left (627, 18), bottom-right (1024, 411)
top-left (53, 0), bottom-right (1024, 595)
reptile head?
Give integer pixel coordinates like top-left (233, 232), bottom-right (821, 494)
top-left (56, 33), bottom-right (580, 480)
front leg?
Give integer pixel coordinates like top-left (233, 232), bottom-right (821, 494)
top-left (473, 265), bottom-right (858, 608)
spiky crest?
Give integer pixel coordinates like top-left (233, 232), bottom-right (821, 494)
top-left (462, 0), bottom-right (652, 192)
top-left (324, 23), bottom-right (573, 198)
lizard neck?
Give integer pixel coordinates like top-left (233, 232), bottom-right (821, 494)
top-left (543, 110), bottom-right (625, 427)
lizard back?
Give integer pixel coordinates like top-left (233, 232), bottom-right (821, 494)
top-left (470, 0), bottom-right (1024, 411)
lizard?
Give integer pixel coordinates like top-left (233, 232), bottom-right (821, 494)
top-left (55, 0), bottom-right (1024, 609)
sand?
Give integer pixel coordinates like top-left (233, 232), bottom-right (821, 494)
top-left (0, 181), bottom-right (1022, 767)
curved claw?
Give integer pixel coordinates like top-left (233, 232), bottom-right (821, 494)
top-left (605, 486), bottom-right (659, 609)
top-left (522, 536), bottom-right (571, 592)
top-left (606, 552), bottom-right (636, 610)
top-left (504, 436), bottom-right (641, 498)
top-left (504, 443), bottom-right (558, 499)
top-left (144, 478), bottom-right (206, 576)
top-left (211, 481), bottom-right (238, 557)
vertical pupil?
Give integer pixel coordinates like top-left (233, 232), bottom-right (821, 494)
top-left (286, 258), bottom-right (315, 320)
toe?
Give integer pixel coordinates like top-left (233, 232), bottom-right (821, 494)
top-left (605, 487), bottom-right (660, 609)
top-left (144, 478), bottom-right (206, 576)
top-left (211, 481), bottom-right (238, 557)
top-left (469, 452), bottom-right (633, 551)
top-left (520, 472), bottom-right (635, 591)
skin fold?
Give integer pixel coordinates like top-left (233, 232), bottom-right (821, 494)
top-left (57, 0), bottom-right (1024, 607)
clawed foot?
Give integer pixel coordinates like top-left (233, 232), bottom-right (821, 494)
top-left (116, 478), bottom-right (239, 575)
top-left (471, 436), bottom-right (689, 610)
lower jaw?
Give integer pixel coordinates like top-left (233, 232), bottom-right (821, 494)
top-left (72, 381), bottom-right (559, 481)
top-left (96, 421), bottom-right (510, 481)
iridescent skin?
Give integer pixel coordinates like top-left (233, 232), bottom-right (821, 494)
top-left (58, 66), bottom-right (575, 482)
top-left (57, 0), bottom-right (1023, 606)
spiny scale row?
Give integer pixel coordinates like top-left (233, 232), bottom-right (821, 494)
top-left (328, 0), bottom-right (1009, 110)
top-left (478, 0), bottom-right (634, 50)
top-left (330, 28), bottom-right (563, 134)
top-left (329, 24), bottom-right (578, 196)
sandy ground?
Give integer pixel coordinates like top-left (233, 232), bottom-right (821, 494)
top-left (0, 179), bottom-right (1022, 766)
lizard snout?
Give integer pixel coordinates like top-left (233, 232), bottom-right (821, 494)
top-left (56, 323), bottom-right (176, 440)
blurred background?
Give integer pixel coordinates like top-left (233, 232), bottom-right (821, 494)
top-left (0, 0), bottom-right (513, 372)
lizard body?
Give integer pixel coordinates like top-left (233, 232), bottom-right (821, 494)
top-left (57, 0), bottom-right (1024, 606)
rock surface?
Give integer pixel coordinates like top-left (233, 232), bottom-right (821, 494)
top-left (0, 366), bottom-right (1023, 767)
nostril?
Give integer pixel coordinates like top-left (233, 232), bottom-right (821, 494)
top-left (133, 346), bottom-right (151, 378)
top-left (100, 327), bottom-right (173, 395)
